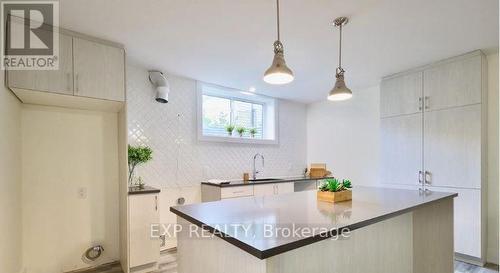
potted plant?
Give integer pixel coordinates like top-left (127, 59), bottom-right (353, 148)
top-left (225, 124), bottom-right (235, 136)
top-left (317, 178), bottom-right (352, 203)
top-left (128, 145), bottom-right (153, 187)
top-left (236, 126), bottom-right (246, 137)
top-left (249, 128), bottom-right (257, 138)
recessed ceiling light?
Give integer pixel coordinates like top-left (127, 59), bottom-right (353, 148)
top-left (249, 86), bottom-right (256, 92)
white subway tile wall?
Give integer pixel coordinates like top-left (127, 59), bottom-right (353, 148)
top-left (126, 63), bottom-right (307, 189)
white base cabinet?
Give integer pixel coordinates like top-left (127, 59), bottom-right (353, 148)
top-left (129, 193), bottom-right (160, 271)
top-left (380, 50), bottom-right (487, 264)
top-left (202, 182), bottom-right (297, 202)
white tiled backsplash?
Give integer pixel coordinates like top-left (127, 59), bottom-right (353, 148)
top-left (126, 63), bottom-right (307, 189)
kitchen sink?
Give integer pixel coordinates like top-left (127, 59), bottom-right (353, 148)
top-left (247, 178), bottom-right (284, 182)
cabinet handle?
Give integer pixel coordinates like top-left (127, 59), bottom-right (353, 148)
top-left (232, 190), bottom-right (245, 194)
top-left (75, 73), bottom-right (79, 94)
top-left (154, 196), bottom-right (158, 211)
top-left (424, 171), bottom-right (431, 185)
top-left (424, 96), bottom-right (430, 110)
top-left (418, 170), bottom-right (423, 185)
top-left (418, 97), bottom-right (423, 111)
top-left (66, 73), bottom-right (71, 91)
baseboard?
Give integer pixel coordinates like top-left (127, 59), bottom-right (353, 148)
top-left (455, 252), bottom-right (485, 266)
top-left (65, 261), bottom-right (121, 273)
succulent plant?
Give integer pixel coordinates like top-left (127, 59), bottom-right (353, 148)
top-left (319, 178), bottom-right (352, 192)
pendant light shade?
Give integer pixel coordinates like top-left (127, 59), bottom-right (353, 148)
top-left (263, 0), bottom-right (294, 85)
top-left (263, 41), bottom-right (294, 84)
top-left (328, 69), bottom-right (352, 101)
top-left (327, 17), bottom-right (352, 101)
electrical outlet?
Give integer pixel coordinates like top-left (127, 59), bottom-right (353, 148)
top-left (77, 187), bottom-right (87, 199)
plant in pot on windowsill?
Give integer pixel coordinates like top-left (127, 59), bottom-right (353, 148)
top-left (225, 124), bottom-right (235, 136)
top-left (249, 128), bottom-right (257, 138)
top-left (128, 145), bottom-right (153, 189)
top-left (236, 126), bottom-right (246, 137)
top-left (317, 178), bottom-right (352, 203)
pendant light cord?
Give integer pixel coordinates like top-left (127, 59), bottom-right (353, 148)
top-left (338, 24), bottom-right (343, 72)
top-left (276, 0), bottom-right (280, 41)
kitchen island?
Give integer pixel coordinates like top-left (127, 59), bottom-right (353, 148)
top-left (171, 187), bottom-right (457, 273)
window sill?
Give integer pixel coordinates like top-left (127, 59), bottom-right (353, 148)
top-left (198, 135), bottom-right (278, 145)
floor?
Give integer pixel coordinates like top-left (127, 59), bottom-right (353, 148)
top-left (85, 250), bottom-right (498, 273)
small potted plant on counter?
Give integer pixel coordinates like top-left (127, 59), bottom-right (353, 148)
top-left (249, 128), bottom-right (257, 138)
top-left (128, 145), bottom-right (153, 188)
top-left (225, 124), bottom-right (235, 136)
top-left (317, 178), bottom-right (352, 203)
top-left (236, 126), bottom-right (246, 137)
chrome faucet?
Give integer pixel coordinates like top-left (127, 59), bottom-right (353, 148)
top-left (252, 153), bottom-right (265, 180)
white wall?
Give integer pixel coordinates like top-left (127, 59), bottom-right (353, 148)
top-left (126, 62), bottom-right (307, 248)
top-left (306, 53), bottom-right (499, 264)
top-left (21, 105), bottom-right (120, 273)
top-left (306, 85), bottom-right (380, 186)
top-left (0, 73), bottom-right (22, 273)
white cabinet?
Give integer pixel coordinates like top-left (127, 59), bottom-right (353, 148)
top-left (202, 182), bottom-right (297, 201)
top-left (73, 38), bottom-right (125, 101)
top-left (424, 105), bottom-right (482, 189)
top-left (6, 24), bottom-right (126, 111)
top-left (129, 193), bottom-right (160, 269)
top-left (428, 187), bottom-right (482, 258)
top-left (380, 51), bottom-right (486, 263)
top-left (254, 182), bottom-right (294, 196)
top-left (423, 54), bottom-right (482, 111)
top-left (220, 186), bottom-right (254, 199)
top-left (7, 33), bottom-right (74, 95)
top-left (380, 71), bottom-right (423, 118)
top-left (380, 114), bottom-right (422, 187)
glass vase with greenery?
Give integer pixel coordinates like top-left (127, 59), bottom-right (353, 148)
top-left (225, 124), bottom-right (235, 136)
top-left (128, 145), bottom-right (153, 186)
top-left (249, 128), bottom-right (257, 138)
top-left (236, 126), bottom-right (246, 137)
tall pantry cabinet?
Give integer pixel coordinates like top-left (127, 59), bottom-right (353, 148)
top-left (380, 51), bottom-right (487, 265)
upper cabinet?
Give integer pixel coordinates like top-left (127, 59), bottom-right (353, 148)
top-left (380, 71), bottom-right (423, 118)
top-left (6, 22), bottom-right (125, 112)
top-left (73, 38), bottom-right (125, 101)
top-left (423, 53), bottom-right (483, 111)
top-left (8, 32), bottom-right (74, 95)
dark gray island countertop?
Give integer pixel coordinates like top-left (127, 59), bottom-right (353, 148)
top-left (171, 186), bottom-right (457, 259)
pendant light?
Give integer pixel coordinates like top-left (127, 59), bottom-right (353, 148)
top-left (328, 17), bottom-right (352, 101)
top-left (263, 0), bottom-right (294, 85)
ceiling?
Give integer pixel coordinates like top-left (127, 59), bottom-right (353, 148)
top-left (60, 0), bottom-right (498, 103)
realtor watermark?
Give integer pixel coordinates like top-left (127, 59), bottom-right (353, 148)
top-left (1, 0), bottom-right (59, 70)
top-left (151, 223), bottom-right (352, 242)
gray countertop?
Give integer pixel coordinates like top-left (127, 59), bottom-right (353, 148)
top-left (128, 185), bottom-right (161, 195)
top-left (201, 176), bottom-right (334, 187)
top-left (170, 186), bottom-right (457, 259)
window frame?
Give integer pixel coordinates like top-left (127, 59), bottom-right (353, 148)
top-left (197, 82), bottom-right (279, 145)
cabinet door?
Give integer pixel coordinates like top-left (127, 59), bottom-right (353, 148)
top-left (428, 187), bottom-right (482, 258)
top-left (129, 194), bottom-right (160, 268)
top-left (380, 113), bottom-right (423, 186)
top-left (7, 32), bottom-right (73, 95)
top-left (276, 182), bottom-right (294, 195)
top-left (73, 38), bottom-right (125, 101)
top-left (423, 54), bottom-right (482, 111)
top-left (380, 71), bottom-right (423, 118)
top-left (424, 105), bottom-right (481, 189)
top-left (253, 184), bottom-right (276, 197)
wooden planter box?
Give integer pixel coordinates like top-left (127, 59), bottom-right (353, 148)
top-left (317, 190), bottom-right (352, 203)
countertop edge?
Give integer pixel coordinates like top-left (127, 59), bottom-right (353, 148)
top-left (170, 193), bottom-right (457, 260)
top-left (128, 186), bottom-right (161, 195)
top-left (201, 176), bottom-right (334, 188)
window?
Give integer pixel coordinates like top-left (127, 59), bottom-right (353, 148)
top-left (198, 82), bottom-right (278, 144)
